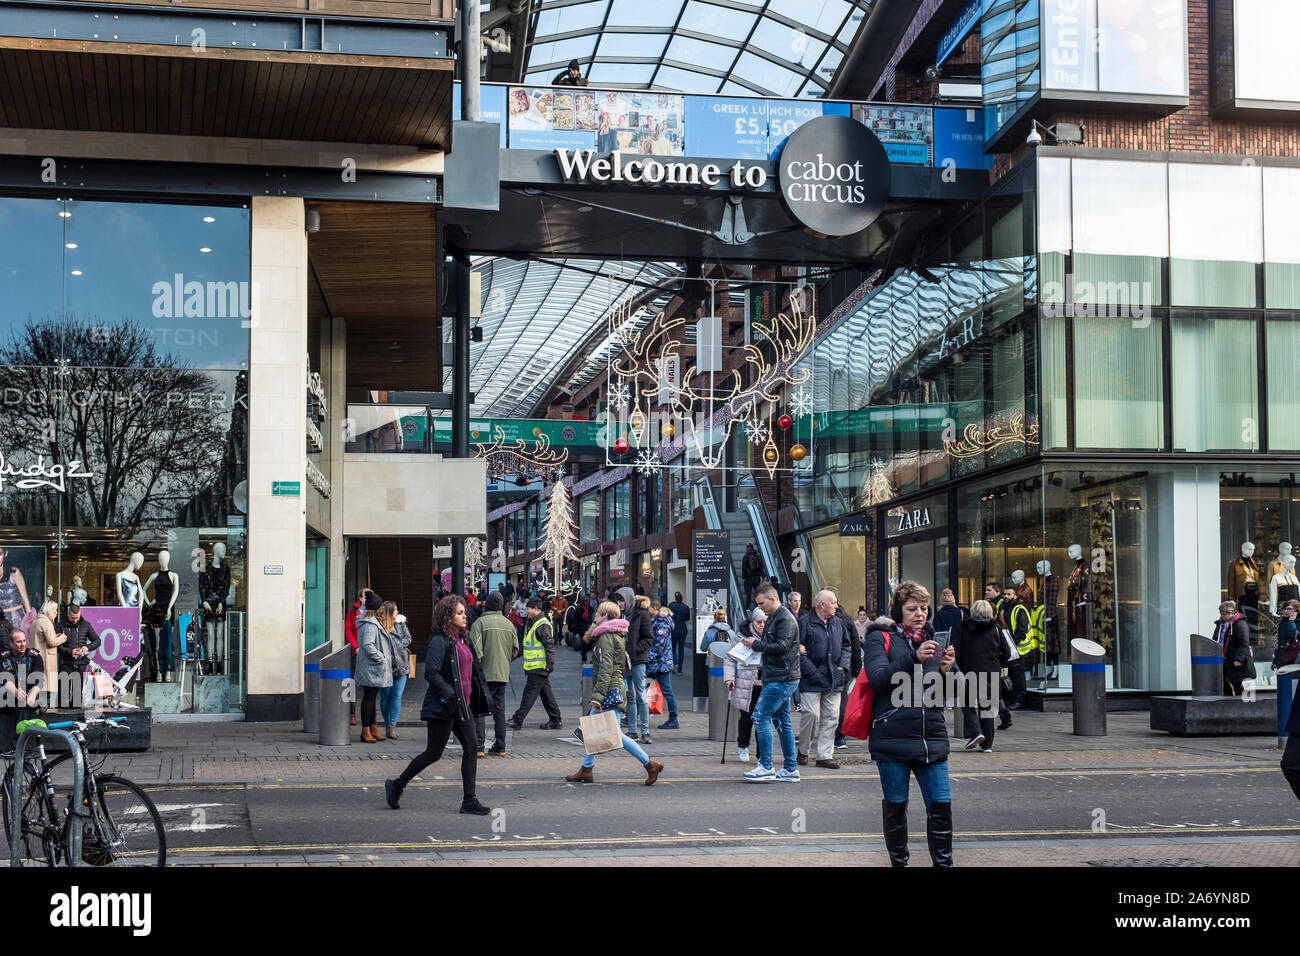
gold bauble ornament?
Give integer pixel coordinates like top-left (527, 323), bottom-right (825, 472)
top-left (790, 443), bottom-right (807, 461)
top-left (661, 422), bottom-right (676, 438)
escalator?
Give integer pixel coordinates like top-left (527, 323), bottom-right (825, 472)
top-left (695, 477), bottom-right (788, 615)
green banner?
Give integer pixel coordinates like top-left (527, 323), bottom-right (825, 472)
top-left (400, 416), bottom-right (604, 448)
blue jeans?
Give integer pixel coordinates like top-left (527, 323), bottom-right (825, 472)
top-left (583, 707), bottom-right (650, 769)
top-left (379, 673), bottom-right (408, 728)
top-left (752, 680), bottom-right (798, 772)
top-left (876, 759), bottom-right (952, 809)
top-left (649, 671), bottom-right (677, 719)
top-left (625, 663), bottom-right (649, 735)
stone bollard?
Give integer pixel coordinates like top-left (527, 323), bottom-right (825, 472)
top-left (1071, 638), bottom-right (1107, 736)
top-left (1190, 634), bottom-right (1222, 697)
top-left (303, 641), bottom-right (329, 735)
top-left (318, 646), bottom-right (353, 746)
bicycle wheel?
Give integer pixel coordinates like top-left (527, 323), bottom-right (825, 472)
top-left (1, 765), bottom-right (60, 865)
top-left (79, 775), bottom-right (166, 867)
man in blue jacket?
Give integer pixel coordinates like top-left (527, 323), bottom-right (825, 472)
top-left (797, 590), bottom-right (852, 769)
top-left (740, 584), bottom-right (801, 783)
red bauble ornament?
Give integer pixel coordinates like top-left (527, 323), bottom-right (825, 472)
top-left (613, 438), bottom-right (630, 455)
top-left (777, 414), bottom-right (793, 430)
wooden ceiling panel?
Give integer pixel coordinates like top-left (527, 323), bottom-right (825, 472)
top-left (0, 39), bottom-right (452, 149)
top-left (308, 202), bottom-right (441, 393)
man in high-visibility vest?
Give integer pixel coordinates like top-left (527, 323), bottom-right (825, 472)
top-left (1001, 586), bottom-right (1031, 710)
top-left (1026, 599), bottom-right (1047, 681)
top-left (507, 597), bottom-right (564, 731)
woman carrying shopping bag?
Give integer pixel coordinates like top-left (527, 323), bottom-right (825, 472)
top-left (564, 600), bottom-right (663, 785)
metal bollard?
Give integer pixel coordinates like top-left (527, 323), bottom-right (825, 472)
top-left (318, 646), bottom-right (353, 746)
top-left (1278, 665), bottom-right (1299, 751)
top-left (303, 642), bottom-right (329, 735)
top-left (1071, 638), bottom-right (1107, 736)
top-left (11, 726), bottom-right (85, 867)
top-left (1190, 634), bottom-right (1221, 697)
top-left (581, 662), bottom-right (593, 716)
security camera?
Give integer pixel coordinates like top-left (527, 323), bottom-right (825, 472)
top-left (1026, 126), bottom-right (1043, 148)
top-left (925, 65), bottom-right (939, 80)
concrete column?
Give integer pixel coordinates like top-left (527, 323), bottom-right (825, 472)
top-left (246, 196), bottom-right (308, 721)
top-left (328, 316), bottom-right (348, 652)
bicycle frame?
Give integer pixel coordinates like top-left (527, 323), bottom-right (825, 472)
top-left (8, 726), bottom-right (86, 868)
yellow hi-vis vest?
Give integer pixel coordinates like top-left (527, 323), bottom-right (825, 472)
top-left (1027, 604), bottom-right (1046, 654)
top-left (1012, 603), bottom-right (1036, 657)
top-left (522, 616), bottom-right (550, 672)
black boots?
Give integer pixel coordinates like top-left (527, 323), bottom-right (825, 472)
top-left (384, 778), bottom-right (403, 810)
top-left (881, 799), bottom-right (909, 867)
top-left (926, 801), bottom-right (953, 867)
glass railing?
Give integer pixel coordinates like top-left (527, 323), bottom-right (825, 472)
top-left (345, 405), bottom-right (438, 454)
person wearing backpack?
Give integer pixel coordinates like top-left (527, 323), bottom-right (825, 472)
top-left (864, 580), bottom-right (956, 867)
top-left (648, 603), bottom-right (679, 730)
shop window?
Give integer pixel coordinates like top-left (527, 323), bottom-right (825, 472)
top-left (579, 492), bottom-right (599, 543)
top-left (807, 524), bottom-right (866, 619)
top-left (1169, 163), bottom-right (1262, 309)
top-left (1040, 313), bottom-right (1068, 449)
top-left (1170, 313), bottom-right (1259, 452)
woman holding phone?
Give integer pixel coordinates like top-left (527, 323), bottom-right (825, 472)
top-left (863, 580), bottom-right (956, 867)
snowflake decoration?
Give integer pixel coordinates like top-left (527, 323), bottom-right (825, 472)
top-left (790, 386), bottom-right (814, 418)
top-left (54, 530), bottom-right (69, 551)
top-left (634, 449), bottom-right (662, 476)
top-left (744, 418), bottom-right (769, 446)
top-left (609, 380), bottom-right (631, 411)
top-left (54, 357), bottom-right (72, 379)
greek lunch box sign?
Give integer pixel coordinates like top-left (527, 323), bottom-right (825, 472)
top-left (775, 115), bottom-right (891, 238)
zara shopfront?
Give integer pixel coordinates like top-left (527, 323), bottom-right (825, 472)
top-left (0, 194), bottom-right (251, 712)
top-left (800, 152), bottom-right (1300, 696)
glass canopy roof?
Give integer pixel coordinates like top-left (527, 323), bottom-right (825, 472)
top-left (467, 257), bottom-right (682, 419)
top-left (522, 0), bottom-right (873, 98)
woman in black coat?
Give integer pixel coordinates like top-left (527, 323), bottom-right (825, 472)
top-left (952, 599), bottom-right (1007, 753)
top-left (386, 594), bottom-right (492, 815)
top-left (863, 580), bottom-right (956, 867)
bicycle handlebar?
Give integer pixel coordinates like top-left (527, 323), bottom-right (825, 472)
top-left (45, 717), bottom-right (127, 731)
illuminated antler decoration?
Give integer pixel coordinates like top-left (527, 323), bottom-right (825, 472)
top-left (943, 412), bottom-right (1040, 461)
top-left (473, 426), bottom-right (569, 481)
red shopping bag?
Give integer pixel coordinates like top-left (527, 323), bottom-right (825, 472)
top-left (842, 632), bottom-right (888, 740)
top-left (646, 680), bottom-right (664, 715)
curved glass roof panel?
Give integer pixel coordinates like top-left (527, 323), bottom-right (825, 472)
top-left (525, 0), bottom-right (873, 96)
top-left (468, 258), bottom-right (683, 419)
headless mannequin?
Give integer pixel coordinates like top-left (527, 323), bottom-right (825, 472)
top-left (115, 552), bottom-right (144, 608)
top-left (199, 543), bottom-right (232, 671)
top-left (1270, 554), bottom-right (1299, 616)
top-left (145, 550), bottom-right (181, 681)
top-left (1227, 542), bottom-right (1260, 620)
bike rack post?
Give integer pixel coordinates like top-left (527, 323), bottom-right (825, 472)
top-left (10, 727), bottom-right (86, 868)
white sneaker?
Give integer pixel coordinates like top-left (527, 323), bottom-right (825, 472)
top-left (737, 747), bottom-right (750, 763)
top-left (774, 768), bottom-right (801, 783)
top-left (743, 764), bottom-right (776, 783)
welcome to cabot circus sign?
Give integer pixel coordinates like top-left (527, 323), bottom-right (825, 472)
top-left (552, 115), bottom-right (891, 239)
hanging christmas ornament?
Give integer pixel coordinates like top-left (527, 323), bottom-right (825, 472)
top-left (629, 402), bottom-right (646, 446)
top-left (661, 422), bottom-right (675, 439)
top-left (762, 434), bottom-right (780, 479)
top-left (790, 443), bottom-right (807, 462)
top-left (533, 426), bottom-right (542, 438)
top-left (777, 414), bottom-right (793, 431)
top-left (613, 437), bottom-right (630, 455)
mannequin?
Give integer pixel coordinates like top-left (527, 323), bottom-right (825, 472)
top-left (45, 585), bottom-right (54, 600)
top-left (66, 576), bottom-right (87, 607)
top-left (199, 542), bottom-right (232, 671)
top-left (1270, 554), bottom-right (1299, 616)
top-left (1268, 542), bottom-right (1294, 583)
top-left (1227, 542), bottom-right (1260, 620)
top-left (115, 552), bottom-right (144, 608)
top-left (1037, 559), bottom-right (1060, 677)
top-left (144, 550), bottom-right (181, 683)
top-left (1065, 543), bottom-right (1090, 648)
top-left (1010, 569), bottom-right (1026, 587)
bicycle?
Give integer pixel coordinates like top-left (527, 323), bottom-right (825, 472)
top-left (2, 716), bottom-right (166, 866)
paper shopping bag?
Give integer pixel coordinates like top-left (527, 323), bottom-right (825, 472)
top-left (579, 709), bottom-right (622, 755)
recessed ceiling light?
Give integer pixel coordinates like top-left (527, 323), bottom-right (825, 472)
top-left (65, 242), bottom-right (77, 249)
top-left (58, 211), bottom-right (72, 219)
top-left (387, 341), bottom-right (402, 350)
top-left (199, 247), bottom-right (212, 253)
top-left (577, 205), bottom-right (593, 213)
top-left (70, 270), bottom-right (83, 276)
top-left (202, 216), bottom-right (216, 223)
top-left (392, 358), bottom-right (407, 364)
